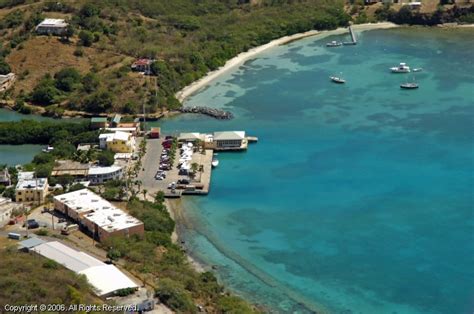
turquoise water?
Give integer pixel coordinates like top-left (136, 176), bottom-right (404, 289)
top-left (0, 108), bottom-right (83, 165)
top-left (161, 28), bottom-right (474, 313)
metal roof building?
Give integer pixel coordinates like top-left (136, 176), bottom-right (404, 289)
top-left (31, 241), bottom-right (138, 297)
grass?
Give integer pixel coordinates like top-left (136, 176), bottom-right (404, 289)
top-left (0, 246), bottom-right (102, 306)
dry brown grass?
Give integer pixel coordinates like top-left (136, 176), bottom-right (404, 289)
top-left (5, 36), bottom-right (131, 95)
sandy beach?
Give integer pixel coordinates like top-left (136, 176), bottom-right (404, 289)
top-left (175, 22), bottom-right (398, 103)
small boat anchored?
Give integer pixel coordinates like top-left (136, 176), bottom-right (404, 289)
top-left (400, 76), bottom-right (419, 89)
top-left (211, 159), bottom-right (219, 167)
top-left (330, 75), bottom-right (346, 84)
top-left (326, 40), bottom-right (342, 47)
top-left (390, 62), bottom-right (411, 73)
top-left (400, 82), bottom-right (419, 89)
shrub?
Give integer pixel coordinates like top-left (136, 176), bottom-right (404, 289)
top-left (155, 279), bottom-right (195, 313)
top-left (79, 30), bottom-right (94, 47)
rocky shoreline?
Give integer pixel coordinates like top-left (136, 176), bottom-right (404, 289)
top-left (178, 106), bottom-right (234, 120)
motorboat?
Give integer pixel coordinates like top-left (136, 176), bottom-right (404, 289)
top-left (211, 159), bottom-right (219, 167)
top-left (390, 63), bottom-right (410, 73)
top-left (413, 68), bottom-right (423, 72)
top-left (330, 76), bottom-right (346, 84)
top-left (326, 41), bottom-right (342, 47)
top-left (400, 82), bottom-right (419, 89)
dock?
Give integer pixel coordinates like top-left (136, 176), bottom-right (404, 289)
top-left (343, 26), bottom-right (357, 46)
top-left (247, 136), bottom-right (258, 143)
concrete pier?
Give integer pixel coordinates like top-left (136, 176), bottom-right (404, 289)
top-left (343, 26), bottom-right (357, 45)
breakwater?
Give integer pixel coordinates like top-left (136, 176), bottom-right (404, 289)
top-left (179, 106), bottom-right (234, 120)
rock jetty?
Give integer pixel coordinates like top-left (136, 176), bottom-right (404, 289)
top-left (179, 106), bottom-right (233, 120)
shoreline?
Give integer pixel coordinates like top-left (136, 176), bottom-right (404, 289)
top-left (175, 22), bottom-right (399, 103)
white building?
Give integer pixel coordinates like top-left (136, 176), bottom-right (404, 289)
top-left (53, 189), bottom-right (144, 242)
top-left (35, 19), bottom-right (68, 35)
top-left (0, 197), bottom-right (22, 228)
top-left (87, 165), bottom-right (123, 184)
top-left (31, 241), bottom-right (138, 297)
top-left (15, 172), bottom-right (48, 203)
top-left (213, 131), bottom-right (246, 150)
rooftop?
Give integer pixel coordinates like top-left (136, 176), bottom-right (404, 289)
top-left (16, 172), bottom-right (47, 190)
top-left (52, 160), bottom-right (89, 177)
top-left (88, 165), bottom-right (122, 176)
top-left (91, 117), bottom-right (108, 123)
top-left (213, 131), bottom-right (246, 140)
top-left (36, 18), bottom-right (68, 28)
top-left (54, 189), bottom-right (142, 232)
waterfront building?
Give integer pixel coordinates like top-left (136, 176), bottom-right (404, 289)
top-left (35, 18), bottom-right (68, 35)
top-left (90, 117), bottom-right (108, 129)
top-left (15, 172), bottom-right (48, 204)
top-left (53, 189), bottom-right (144, 242)
top-left (178, 132), bottom-right (205, 143)
top-left (213, 131), bottom-right (247, 150)
top-left (0, 73), bottom-right (15, 92)
top-left (99, 131), bottom-right (135, 153)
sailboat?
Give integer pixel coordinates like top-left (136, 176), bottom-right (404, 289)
top-left (400, 75), bottom-right (418, 89)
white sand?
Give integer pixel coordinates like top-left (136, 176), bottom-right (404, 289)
top-left (175, 22), bottom-right (399, 102)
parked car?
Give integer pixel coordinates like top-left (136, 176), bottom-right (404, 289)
top-left (178, 179), bottom-right (190, 184)
top-left (23, 219), bottom-right (39, 229)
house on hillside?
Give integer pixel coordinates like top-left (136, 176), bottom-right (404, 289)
top-left (131, 58), bottom-right (154, 73)
top-left (35, 19), bottom-right (69, 35)
top-left (0, 73), bottom-right (15, 92)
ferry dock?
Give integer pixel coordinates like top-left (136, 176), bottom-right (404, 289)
top-left (139, 131), bottom-right (256, 199)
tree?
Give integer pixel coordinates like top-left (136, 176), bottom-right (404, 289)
top-left (83, 90), bottom-right (114, 112)
top-left (63, 24), bottom-right (75, 41)
top-left (30, 75), bottom-right (59, 106)
top-left (0, 58), bottom-right (11, 75)
top-left (54, 67), bottom-right (81, 92)
top-left (78, 30), bottom-right (94, 47)
top-left (82, 72), bottom-right (99, 93)
top-left (142, 188), bottom-right (148, 200)
top-left (97, 150), bottom-right (115, 166)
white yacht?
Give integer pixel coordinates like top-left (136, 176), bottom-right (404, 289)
top-left (326, 41), bottom-right (342, 47)
top-left (390, 63), bottom-right (411, 73)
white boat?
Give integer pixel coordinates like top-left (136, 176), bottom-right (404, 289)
top-left (326, 40), bottom-right (342, 47)
top-left (330, 76), bottom-right (346, 84)
top-left (400, 76), bottom-right (419, 89)
top-left (390, 63), bottom-right (411, 73)
top-left (413, 68), bottom-right (423, 72)
top-left (211, 159), bottom-right (219, 167)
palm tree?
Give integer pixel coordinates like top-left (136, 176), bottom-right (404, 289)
top-left (142, 189), bottom-right (148, 200)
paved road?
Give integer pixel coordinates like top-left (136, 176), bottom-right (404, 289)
top-left (137, 138), bottom-right (164, 199)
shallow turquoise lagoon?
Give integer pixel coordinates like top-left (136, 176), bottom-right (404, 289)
top-left (156, 28), bottom-right (474, 313)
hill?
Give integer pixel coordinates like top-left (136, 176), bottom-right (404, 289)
top-left (0, 0), bottom-right (349, 116)
top-left (0, 244), bottom-right (101, 308)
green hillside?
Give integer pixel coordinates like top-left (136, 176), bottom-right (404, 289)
top-left (0, 0), bottom-right (349, 115)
